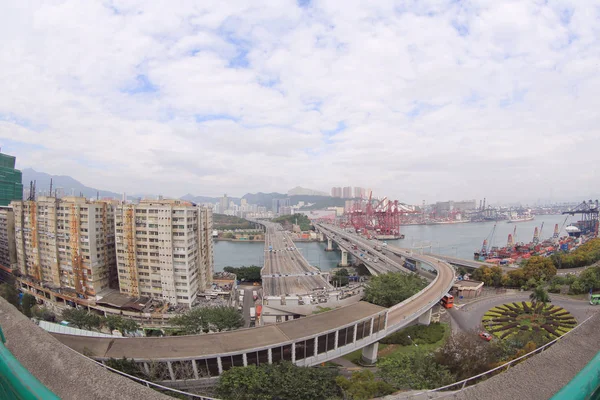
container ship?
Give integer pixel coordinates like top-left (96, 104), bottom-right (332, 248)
top-left (506, 213), bottom-right (534, 223)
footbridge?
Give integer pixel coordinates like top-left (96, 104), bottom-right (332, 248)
top-left (50, 228), bottom-right (454, 389)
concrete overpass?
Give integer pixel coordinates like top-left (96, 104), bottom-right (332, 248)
top-left (50, 228), bottom-right (455, 390)
top-left (261, 220), bottom-right (332, 296)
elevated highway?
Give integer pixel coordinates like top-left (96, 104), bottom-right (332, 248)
top-left (51, 223), bottom-right (454, 389)
top-left (261, 221), bottom-right (332, 296)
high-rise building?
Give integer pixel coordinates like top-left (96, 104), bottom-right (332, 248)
top-left (342, 186), bottom-right (353, 199)
top-left (12, 196), bottom-right (117, 297)
top-left (241, 198), bottom-right (247, 206)
top-left (272, 198), bottom-right (290, 214)
top-left (0, 152), bottom-right (23, 206)
top-left (331, 187), bottom-right (342, 198)
top-left (220, 194), bottom-right (229, 214)
top-left (114, 200), bottom-right (213, 307)
top-left (0, 207), bottom-right (17, 274)
top-left (353, 187), bottom-right (365, 199)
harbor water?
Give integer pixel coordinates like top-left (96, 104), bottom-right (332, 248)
top-left (214, 214), bottom-right (572, 272)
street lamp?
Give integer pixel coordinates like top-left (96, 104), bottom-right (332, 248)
top-left (407, 335), bottom-right (418, 347)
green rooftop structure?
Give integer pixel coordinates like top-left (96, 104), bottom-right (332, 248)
top-left (0, 153), bottom-right (23, 206)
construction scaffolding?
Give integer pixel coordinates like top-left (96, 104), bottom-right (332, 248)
top-left (69, 203), bottom-right (86, 297)
top-left (124, 206), bottom-right (139, 298)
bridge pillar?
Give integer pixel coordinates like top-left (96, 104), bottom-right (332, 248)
top-left (361, 342), bottom-right (379, 365)
top-left (418, 308), bottom-right (432, 326)
top-left (340, 250), bottom-right (349, 267)
top-left (326, 237), bottom-right (333, 251)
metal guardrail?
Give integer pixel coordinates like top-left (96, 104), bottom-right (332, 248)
top-left (396, 314), bottom-right (596, 399)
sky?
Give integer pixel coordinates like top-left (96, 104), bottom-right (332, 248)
top-left (1, 1), bottom-right (599, 204)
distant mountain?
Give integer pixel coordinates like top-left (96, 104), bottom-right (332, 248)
top-left (287, 186), bottom-right (328, 196)
top-left (21, 168), bottom-right (128, 199)
top-left (180, 193), bottom-right (240, 205)
top-left (241, 192), bottom-right (287, 207)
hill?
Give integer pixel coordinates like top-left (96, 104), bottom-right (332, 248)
top-left (287, 186), bottom-right (328, 196)
top-left (22, 168), bottom-right (128, 199)
top-left (241, 192), bottom-right (287, 207)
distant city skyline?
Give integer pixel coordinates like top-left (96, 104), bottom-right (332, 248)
top-left (2, 2), bottom-right (599, 204)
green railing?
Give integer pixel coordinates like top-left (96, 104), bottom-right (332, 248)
top-left (0, 325), bottom-right (60, 400)
top-left (551, 350), bottom-right (600, 400)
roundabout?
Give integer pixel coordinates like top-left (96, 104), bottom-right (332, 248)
top-left (482, 301), bottom-right (576, 340)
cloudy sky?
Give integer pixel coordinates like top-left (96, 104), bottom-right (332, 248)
top-left (1, 1), bottom-right (599, 204)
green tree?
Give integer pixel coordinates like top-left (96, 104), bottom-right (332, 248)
top-left (217, 361), bottom-right (339, 400)
top-left (379, 349), bottom-right (454, 390)
top-left (32, 306), bottom-right (56, 322)
top-left (103, 315), bottom-right (123, 332)
top-left (335, 370), bottom-right (395, 400)
top-left (529, 285), bottom-right (550, 309)
top-left (62, 308), bottom-right (102, 330)
top-left (363, 272), bottom-right (428, 307)
top-left (223, 266), bottom-right (262, 282)
top-left (0, 283), bottom-right (19, 308)
top-left (332, 268), bottom-right (350, 287)
top-left (120, 318), bottom-right (140, 335)
top-left (21, 293), bottom-right (37, 318)
top-left (522, 256), bottom-right (557, 282)
top-left (171, 306), bottom-right (244, 334)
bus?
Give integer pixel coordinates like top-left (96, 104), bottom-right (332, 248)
top-left (440, 293), bottom-right (454, 309)
top-left (590, 294), bottom-right (600, 305)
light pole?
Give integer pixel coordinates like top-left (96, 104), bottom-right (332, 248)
top-left (407, 335), bottom-right (418, 347)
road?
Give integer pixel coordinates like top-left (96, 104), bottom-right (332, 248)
top-left (447, 293), bottom-right (596, 333)
top-left (241, 287), bottom-right (255, 328)
top-left (259, 221), bottom-right (332, 296)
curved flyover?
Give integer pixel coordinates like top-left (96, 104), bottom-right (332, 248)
top-left (52, 229), bottom-right (454, 386)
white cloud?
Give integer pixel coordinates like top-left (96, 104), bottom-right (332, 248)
top-left (1, 0), bottom-right (599, 203)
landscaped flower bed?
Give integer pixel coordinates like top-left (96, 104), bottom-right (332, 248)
top-left (482, 302), bottom-right (576, 340)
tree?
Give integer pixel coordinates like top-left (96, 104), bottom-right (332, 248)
top-left (103, 315), bottom-right (123, 332)
top-left (332, 268), bottom-right (350, 287)
top-left (217, 361), bottom-right (339, 400)
top-left (335, 370), bottom-right (395, 400)
top-left (62, 308), bottom-right (102, 330)
top-left (364, 272), bottom-right (428, 307)
top-left (32, 306), bottom-right (56, 322)
top-left (223, 266), bottom-right (262, 282)
top-left (435, 331), bottom-right (503, 381)
top-left (522, 256), bottom-right (557, 282)
top-left (379, 349), bottom-right (454, 390)
top-left (529, 285), bottom-right (550, 312)
top-left (21, 293), bottom-right (37, 318)
top-left (119, 318), bottom-right (140, 335)
top-left (171, 306), bottom-right (244, 334)
top-left (0, 283), bottom-right (19, 308)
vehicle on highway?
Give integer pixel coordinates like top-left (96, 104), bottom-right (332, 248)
top-left (250, 307), bottom-right (256, 322)
top-left (440, 293), bottom-right (454, 309)
top-left (479, 332), bottom-right (492, 341)
top-left (591, 294), bottom-right (600, 305)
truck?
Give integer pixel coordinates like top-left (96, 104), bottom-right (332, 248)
top-left (374, 244), bottom-right (382, 251)
top-left (249, 307), bottom-right (256, 321)
top-left (252, 290), bottom-right (258, 301)
top-left (240, 289), bottom-right (245, 296)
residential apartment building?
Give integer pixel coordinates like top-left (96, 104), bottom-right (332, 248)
top-left (12, 196), bottom-right (117, 297)
top-left (114, 200), bottom-right (213, 307)
top-left (0, 207), bottom-right (17, 276)
top-left (331, 187), bottom-right (342, 198)
top-left (342, 186), bottom-right (353, 199)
